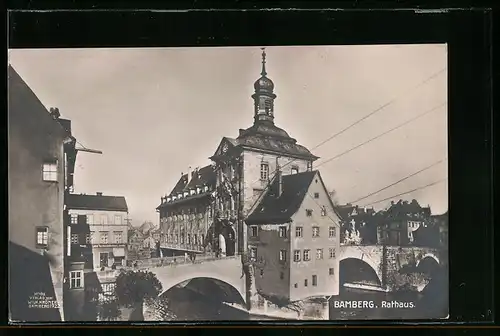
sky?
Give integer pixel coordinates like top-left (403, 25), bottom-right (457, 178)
top-left (8, 44), bottom-right (448, 226)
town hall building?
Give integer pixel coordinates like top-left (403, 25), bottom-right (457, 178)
top-left (156, 49), bottom-right (341, 303)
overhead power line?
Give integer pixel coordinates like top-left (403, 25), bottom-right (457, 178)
top-left (312, 67), bottom-right (447, 151)
top-left (349, 158), bottom-right (448, 204)
top-left (316, 102), bottom-right (446, 169)
top-left (246, 67), bottom-right (447, 191)
top-left (359, 178), bottom-right (448, 208)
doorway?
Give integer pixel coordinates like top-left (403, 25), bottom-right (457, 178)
top-left (99, 253), bottom-right (108, 268)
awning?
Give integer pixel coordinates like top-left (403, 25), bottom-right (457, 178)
top-left (113, 248), bottom-right (125, 257)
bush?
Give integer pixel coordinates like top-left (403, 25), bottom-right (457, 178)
top-left (97, 299), bottom-right (121, 321)
top-left (115, 270), bottom-right (163, 308)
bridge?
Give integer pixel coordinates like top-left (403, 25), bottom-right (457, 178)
top-left (124, 255), bottom-right (247, 306)
top-left (339, 245), bottom-right (443, 291)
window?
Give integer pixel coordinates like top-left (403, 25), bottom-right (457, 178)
top-left (329, 226), bottom-right (336, 238)
top-left (85, 233), bottom-right (91, 244)
top-left (114, 215), bottom-right (122, 225)
top-left (86, 215), bottom-right (94, 225)
top-left (90, 231), bottom-right (95, 244)
top-left (306, 209), bottom-right (313, 217)
top-left (250, 226), bottom-right (258, 237)
top-left (279, 226), bottom-right (287, 238)
top-left (329, 248), bottom-right (336, 259)
top-left (194, 235), bottom-right (198, 245)
top-left (316, 248), bottom-right (323, 260)
top-left (312, 226), bottom-right (320, 237)
top-left (42, 162), bottom-right (58, 182)
top-left (293, 250), bottom-right (301, 262)
top-left (329, 268), bottom-right (335, 275)
top-left (312, 275), bottom-right (318, 286)
top-left (69, 271), bottom-right (83, 289)
top-left (102, 283), bottom-right (115, 295)
top-left (260, 163), bottom-right (269, 180)
top-left (260, 269), bottom-right (264, 277)
top-left (36, 227), bottom-right (48, 246)
top-left (303, 249), bottom-right (310, 261)
top-left (71, 233), bottom-right (79, 244)
top-left (250, 247), bottom-right (257, 259)
top-left (100, 232), bottom-right (108, 244)
top-left (280, 272), bottom-right (284, 280)
top-left (314, 192), bottom-right (319, 199)
top-left (100, 215), bottom-right (108, 225)
top-left (70, 214), bottom-right (78, 224)
top-left (294, 283), bottom-right (298, 288)
top-left (291, 167), bottom-right (299, 175)
top-left (304, 279), bottom-right (308, 287)
top-left (295, 227), bottom-right (303, 237)
top-left (187, 234), bottom-right (191, 244)
top-left (279, 250), bottom-right (287, 262)
top-left (114, 231), bottom-right (122, 243)
top-left (321, 206), bottom-right (327, 217)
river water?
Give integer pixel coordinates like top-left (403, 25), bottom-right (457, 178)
top-left (162, 270), bottom-right (448, 321)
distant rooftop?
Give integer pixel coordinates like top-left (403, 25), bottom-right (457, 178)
top-left (66, 192), bottom-right (128, 212)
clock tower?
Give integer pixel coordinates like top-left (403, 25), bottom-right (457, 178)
top-left (252, 48), bottom-right (276, 124)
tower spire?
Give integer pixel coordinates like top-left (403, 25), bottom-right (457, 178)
top-left (261, 47), bottom-right (267, 77)
top-left (252, 48), bottom-right (276, 125)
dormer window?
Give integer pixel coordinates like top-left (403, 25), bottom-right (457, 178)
top-left (196, 187), bottom-right (201, 194)
top-left (190, 189), bottom-right (196, 195)
top-left (178, 193), bottom-right (183, 199)
top-left (204, 185), bottom-right (209, 192)
top-left (291, 166), bottom-right (299, 175)
top-left (167, 197), bottom-right (172, 202)
top-left (183, 191), bottom-right (189, 197)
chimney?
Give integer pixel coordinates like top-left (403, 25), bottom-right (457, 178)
top-left (96, 192), bottom-right (103, 196)
top-left (276, 158), bottom-right (283, 198)
top-left (187, 166), bottom-right (192, 184)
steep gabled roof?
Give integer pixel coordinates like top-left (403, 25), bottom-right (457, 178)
top-left (66, 194), bottom-right (128, 212)
top-left (245, 171), bottom-right (317, 225)
top-left (168, 164), bottom-right (216, 197)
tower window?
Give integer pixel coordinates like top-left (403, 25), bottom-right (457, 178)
top-left (279, 226), bottom-right (287, 238)
top-left (250, 226), bottom-right (258, 237)
top-left (306, 209), bottom-right (313, 217)
top-left (307, 161), bottom-right (313, 171)
top-left (291, 166), bottom-right (299, 175)
top-left (260, 163), bottom-right (269, 180)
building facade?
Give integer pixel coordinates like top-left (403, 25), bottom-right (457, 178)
top-left (157, 50), bottom-right (320, 264)
top-left (377, 199), bottom-right (432, 246)
top-left (246, 170), bottom-right (341, 302)
top-left (66, 193), bottom-right (129, 271)
top-left (8, 65), bottom-right (77, 322)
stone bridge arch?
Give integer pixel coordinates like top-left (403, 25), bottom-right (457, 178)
top-left (339, 246), bottom-right (383, 286)
top-left (415, 252), bottom-right (440, 267)
top-left (149, 257), bottom-right (246, 305)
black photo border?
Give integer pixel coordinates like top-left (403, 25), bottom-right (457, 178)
top-left (3, 5), bottom-right (495, 328)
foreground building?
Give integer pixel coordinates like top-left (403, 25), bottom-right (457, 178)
top-left (157, 49), bottom-right (340, 304)
top-left (8, 65), bottom-right (77, 322)
top-left (246, 170), bottom-right (341, 302)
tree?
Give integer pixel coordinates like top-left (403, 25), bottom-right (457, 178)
top-left (114, 270), bottom-right (163, 321)
top-left (97, 298), bottom-right (121, 321)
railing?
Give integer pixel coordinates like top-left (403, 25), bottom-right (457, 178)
top-left (159, 242), bottom-right (205, 252)
top-left (129, 253), bottom-right (241, 271)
